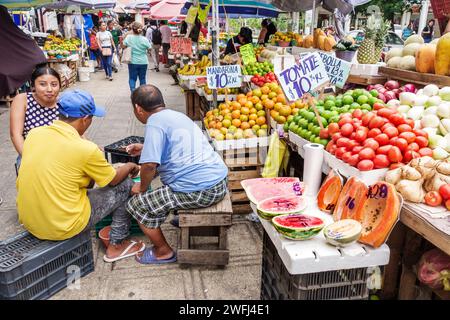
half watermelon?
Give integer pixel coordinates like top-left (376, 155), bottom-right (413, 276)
top-left (241, 177), bottom-right (304, 205)
top-left (256, 195), bottom-right (306, 220)
top-left (272, 214), bottom-right (325, 241)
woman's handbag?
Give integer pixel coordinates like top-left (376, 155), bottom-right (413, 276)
top-left (102, 47), bottom-right (112, 56)
top-left (122, 46), bottom-right (132, 64)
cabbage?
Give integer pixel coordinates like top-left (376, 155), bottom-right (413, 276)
top-left (423, 84), bottom-right (439, 97)
top-left (397, 105), bottom-right (411, 114)
top-left (407, 106), bottom-right (424, 120)
top-left (437, 103), bottom-right (450, 119)
top-left (426, 96), bottom-right (442, 107)
top-left (440, 87), bottom-right (450, 101)
top-left (399, 92), bottom-right (416, 106)
top-left (421, 114), bottom-right (440, 128)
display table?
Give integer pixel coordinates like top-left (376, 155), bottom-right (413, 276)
top-left (379, 66), bottom-right (450, 88)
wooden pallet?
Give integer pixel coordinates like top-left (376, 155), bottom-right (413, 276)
top-left (379, 66), bottom-right (450, 88)
top-left (222, 147), bottom-right (264, 214)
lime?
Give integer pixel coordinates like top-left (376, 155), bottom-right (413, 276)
top-left (283, 122), bottom-right (289, 131)
top-left (351, 102), bottom-right (361, 109)
top-left (330, 106), bottom-right (338, 111)
top-left (304, 131), bottom-right (312, 140)
top-left (314, 136), bottom-right (321, 144)
top-left (344, 90), bottom-right (354, 96)
top-left (324, 100), bottom-right (335, 110)
top-left (308, 123), bottom-right (315, 131)
top-left (335, 99), bottom-right (343, 107)
top-left (289, 122), bottom-right (298, 131)
top-left (313, 126), bottom-right (321, 136)
top-left (296, 127), bottom-right (303, 136)
top-left (370, 89), bottom-right (379, 97)
top-left (293, 115), bottom-right (301, 123)
top-left (368, 96), bottom-right (378, 106)
top-left (309, 134), bottom-right (316, 142)
top-left (361, 103), bottom-right (372, 110)
top-left (325, 95), bottom-right (335, 101)
top-left (320, 139), bottom-right (329, 146)
top-left (317, 99), bottom-right (324, 106)
top-left (329, 116), bottom-right (340, 123)
top-left (320, 117), bottom-right (328, 127)
top-left (340, 106), bottom-right (350, 113)
top-left (342, 95), bottom-right (354, 105)
top-left (357, 95), bottom-right (369, 105)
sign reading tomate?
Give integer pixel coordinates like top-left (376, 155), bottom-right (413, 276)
top-left (206, 65), bottom-right (242, 89)
top-left (276, 52), bottom-right (329, 102)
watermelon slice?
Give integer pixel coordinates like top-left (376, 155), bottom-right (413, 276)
top-left (272, 214), bottom-right (324, 240)
top-left (241, 177), bottom-right (304, 205)
top-left (256, 195), bottom-right (306, 220)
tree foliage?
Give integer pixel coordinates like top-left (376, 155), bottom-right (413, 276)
top-left (355, 0), bottom-right (406, 20)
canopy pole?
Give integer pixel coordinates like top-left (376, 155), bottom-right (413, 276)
top-left (211, 0), bottom-right (219, 109)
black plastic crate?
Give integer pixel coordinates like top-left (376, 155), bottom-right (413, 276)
top-left (104, 136), bottom-right (144, 164)
top-left (0, 229), bottom-right (94, 300)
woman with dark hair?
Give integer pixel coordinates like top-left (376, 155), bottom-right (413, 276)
top-left (10, 66), bottom-right (61, 169)
top-left (258, 19), bottom-right (277, 44)
top-left (224, 27), bottom-right (253, 56)
top-left (122, 22), bottom-right (152, 91)
top-left (97, 21), bottom-right (116, 80)
top-left (422, 19), bottom-right (435, 43)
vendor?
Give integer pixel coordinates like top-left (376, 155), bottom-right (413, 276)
top-left (223, 27), bottom-right (253, 56)
top-left (125, 85), bottom-right (228, 265)
top-left (258, 19), bottom-right (277, 45)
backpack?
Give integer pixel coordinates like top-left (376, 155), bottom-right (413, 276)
top-left (152, 28), bottom-right (162, 45)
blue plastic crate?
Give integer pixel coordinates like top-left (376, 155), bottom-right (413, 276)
top-left (0, 229), bottom-right (94, 300)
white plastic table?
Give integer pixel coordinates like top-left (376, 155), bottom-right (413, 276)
top-left (252, 197), bottom-right (390, 275)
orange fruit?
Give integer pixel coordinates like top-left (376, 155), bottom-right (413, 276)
top-left (268, 92), bottom-right (277, 99)
top-left (241, 107), bottom-right (250, 115)
top-left (246, 91), bottom-right (253, 97)
top-left (264, 100), bottom-right (275, 109)
top-left (250, 107), bottom-right (257, 114)
top-left (222, 119), bottom-right (231, 128)
top-left (274, 102), bottom-right (283, 112)
top-left (215, 122), bottom-right (223, 129)
top-left (277, 94), bottom-right (286, 104)
top-left (238, 98), bottom-right (248, 106)
top-left (248, 120), bottom-right (256, 127)
top-left (206, 111), bottom-right (213, 117)
top-left (237, 94), bottom-right (246, 101)
top-left (208, 121), bottom-right (216, 129)
top-left (275, 115), bottom-right (286, 124)
top-left (279, 105), bottom-right (292, 117)
top-left (292, 108), bottom-right (299, 115)
top-left (231, 110), bottom-right (241, 119)
top-left (256, 116), bottom-right (266, 125)
top-left (261, 86), bottom-right (270, 95)
top-left (257, 110), bottom-right (266, 117)
top-left (240, 114), bottom-right (249, 122)
top-left (250, 96), bottom-right (260, 104)
top-left (241, 122), bottom-right (250, 130)
top-left (245, 101), bottom-right (253, 109)
top-left (231, 101), bottom-right (241, 110)
top-left (261, 94), bottom-right (269, 101)
top-left (249, 114), bottom-right (258, 121)
top-left (270, 110), bottom-right (279, 119)
top-left (232, 119), bottom-right (241, 127)
top-left (255, 103), bottom-right (263, 111)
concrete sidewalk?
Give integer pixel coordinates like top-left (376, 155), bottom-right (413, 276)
top-left (0, 66), bottom-right (263, 300)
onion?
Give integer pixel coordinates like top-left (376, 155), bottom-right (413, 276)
top-left (403, 84), bottom-right (416, 93)
top-left (423, 84), bottom-right (439, 97)
top-left (407, 106), bottom-right (425, 121)
top-left (384, 80), bottom-right (400, 90)
top-left (392, 88), bottom-right (401, 98)
top-left (386, 99), bottom-right (401, 109)
top-left (414, 95), bottom-right (429, 107)
top-left (367, 85), bottom-right (376, 91)
top-left (421, 114), bottom-right (440, 128)
top-left (399, 92), bottom-right (416, 106)
top-left (397, 105), bottom-right (411, 114)
top-left (378, 87), bottom-right (388, 94)
top-left (384, 91), bottom-right (397, 101)
top-left (377, 93), bottom-right (387, 103)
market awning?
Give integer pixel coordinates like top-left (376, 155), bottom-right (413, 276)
top-left (142, 0), bottom-right (186, 20)
top-left (263, 0), bottom-right (371, 16)
top-left (0, 0), bottom-right (53, 9)
top-left (182, 0), bottom-right (281, 18)
top-left (43, 0), bottom-right (117, 9)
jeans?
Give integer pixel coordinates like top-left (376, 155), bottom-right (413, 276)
top-left (86, 178), bottom-right (133, 244)
top-left (100, 50), bottom-right (113, 77)
top-left (128, 64), bottom-right (148, 91)
top-left (162, 43), bottom-right (170, 65)
top-left (152, 44), bottom-right (161, 69)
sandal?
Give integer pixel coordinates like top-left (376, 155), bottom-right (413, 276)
top-left (103, 240), bottom-right (145, 263)
top-left (135, 247), bottom-right (177, 265)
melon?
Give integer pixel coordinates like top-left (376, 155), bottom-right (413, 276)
top-left (323, 219), bottom-right (362, 247)
top-left (402, 43), bottom-right (423, 57)
top-left (385, 48), bottom-right (403, 62)
top-left (241, 177), bottom-right (304, 204)
top-left (333, 177), bottom-right (367, 222)
top-left (272, 214), bottom-right (324, 240)
top-left (404, 34), bottom-right (424, 46)
top-left (354, 182), bottom-right (400, 248)
top-left (399, 56), bottom-right (416, 71)
top-left (257, 195), bottom-right (306, 220)
top-left (387, 56), bottom-right (402, 68)
top-left (317, 170), bottom-right (343, 213)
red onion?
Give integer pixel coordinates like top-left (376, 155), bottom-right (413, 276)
top-left (384, 91), bottom-right (397, 101)
top-left (367, 85), bottom-right (376, 91)
top-left (378, 87), bottom-right (388, 94)
top-left (384, 80), bottom-right (400, 90)
top-left (403, 83), bottom-right (416, 93)
top-left (392, 88), bottom-right (401, 98)
top-left (377, 93), bottom-right (387, 103)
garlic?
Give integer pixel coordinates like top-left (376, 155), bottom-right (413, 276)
top-left (396, 179), bottom-right (425, 203)
top-left (385, 168), bottom-right (402, 185)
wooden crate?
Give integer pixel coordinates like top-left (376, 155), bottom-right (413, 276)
top-left (222, 147), bottom-right (264, 214)
top-left (185, 90), bottom-right (202, 121)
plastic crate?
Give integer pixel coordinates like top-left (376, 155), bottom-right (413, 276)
top-left (104, 136), bottom-right (144, 164)
top-left (0, 229), bottom-right (94, 300)
top-left (94, 215), bottom-right (143, 237)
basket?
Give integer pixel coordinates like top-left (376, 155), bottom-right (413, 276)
top-left (335, 50), bottom-right (356, 62)
top-left (278, 40), bottom-right (291, 47)
top-left (104, 136), bottom-right (144, 164)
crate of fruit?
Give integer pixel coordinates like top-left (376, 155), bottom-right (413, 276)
top-left (205, 129), bottom-right (269, 151)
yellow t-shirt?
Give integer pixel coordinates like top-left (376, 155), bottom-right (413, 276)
top-left (17, 120), bottom-right (116, 240)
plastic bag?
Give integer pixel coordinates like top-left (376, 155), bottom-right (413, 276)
top-left (417, 248), bottom-right (450, 291)
top-left (261, 133), bottom-right (287, 178)
top-left (112, 52), bottom-right (120, 68)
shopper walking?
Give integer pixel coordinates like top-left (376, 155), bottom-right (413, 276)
top-left (108, 20), bottom-right (122, 72)
top-left (147, 22), bottom-right (162, 72)
top-left (160, 20), bottom-right (172, 67)
top-left (122, 22), bottom-right (152, 91)
top-left (97, 22), bottom-right (116, 81)
top-left (89, 27), bottom-right (102, 70)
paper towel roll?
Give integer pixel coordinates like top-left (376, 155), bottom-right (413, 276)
top-left (303, 143), bottom-right (324, 197)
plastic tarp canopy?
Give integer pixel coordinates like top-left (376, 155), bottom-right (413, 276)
top-left (263, 0), bottom-right (371, 16)
top-left (0, 5), bottom-right (47, 96)
top-left (43, 0), bottom-right (117, 9)
top-left (0, 0), bottom-right (52, 8)
top-left (182, 0), bottom-right (281, 18)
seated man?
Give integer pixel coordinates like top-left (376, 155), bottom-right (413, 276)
top-left (125, 84), bottom-right (228, 264)
top-left (16, 89), bottom-right (145, 263)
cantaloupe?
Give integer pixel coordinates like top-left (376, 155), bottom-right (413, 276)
top-left (387, 56), bottom-right (403, 69)
top-left (313, 28), bottom-right (325, 48)
top-left (435, 33), bottom-right (450, 76)
top-left (399, 55), bottom-right (416, 71)
top-left (416, 44), bottom-right (436, 73)
top-left (402, 43), bottom-right (423, 57)
top-left (385, 48), bottom-right (403, 62)
top-left (404, 34), bottom-right (424, 46)
top-left (317, 170), bottom-right (343, 213)
top-left (317, 35), bottom-right (326, 50)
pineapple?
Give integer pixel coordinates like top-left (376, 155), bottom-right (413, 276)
top-left (357, 16), bottom-right (390, 64)
top-left (374, 20), bottom-right (391, 61)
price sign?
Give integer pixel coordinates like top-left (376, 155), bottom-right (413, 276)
top-left (239, 44), bottom-right (256, 65)
top-left (170, 37), bottom-right (192, 55)
top-left (276, 51), bottom-right (329, 102)
top-left (318, 52), bottom-right (351, 89)
top-left (206, 65), bottom-right (242, 89)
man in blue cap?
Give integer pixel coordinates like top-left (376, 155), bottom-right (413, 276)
top-left (17, 89), bottom-right (145, 263)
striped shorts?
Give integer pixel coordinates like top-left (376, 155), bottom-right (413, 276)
top-left (126, 178), bottom-right (228, 228)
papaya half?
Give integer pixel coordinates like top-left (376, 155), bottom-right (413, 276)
top-left (333, 177), bottom-right (367, 222)
top-left (317, 170), bottom-right (343, 213)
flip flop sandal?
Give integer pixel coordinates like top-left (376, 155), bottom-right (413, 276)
top-left (135, 247), bottom-right (177, 265)
top-left (103, 240), bottom-right (145, 263)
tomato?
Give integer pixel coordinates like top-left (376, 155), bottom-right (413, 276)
top-left (352, 109), bottom-right (363, 119)
top-left (359, 147), bottom-right (376, 160)
top-left (439, 184), bottom-right (450, 200)
top-left (373, 154), bottom-right (390, 168)
top-left (375, 133), bottom-right (390, 146)
top-left (383, 126), bottom-right (399, 139)
top-left (350, 132), bottom-right (356, 140)
top-left (347, 140), bottom-right (360, 150)
top-left (372, 102), bottom-right (385, 111)
top-left (424, 191), bottom-right (443, 207)
top-left (329, 144), bottom-right (337, 155)
top-left (406, 142), bottom-right (420, 152)
top-left (357, 159), bottom-right (374, 171)
top-left (376, 145), bottom-right (392, 155)
top-left (394, 138), bottom-right (408, 152)
top-left (342, 152), bottom-right (353, 163)
top-left (369, 116), bottom-right (385, 129)
top-left (355, 129), bottom-right (367, 143)
top-left (363, 138), bottom-right (380, 150)
top-left (328, 123), bottom-right (340, 135)
top-left (368, 128), bottom-right (382, 138)
top-left (362, 112), bottom-right (376, 127)
top-left (377, 108), bottom-right (396, 118)
top-left (381, 123), bottom-right (395, 131)
top-left (319, 128), bottom-right (330, 139)
top-left (348, 154), bottom-right (360, 166)
top-left (335, 147), bottom-right (348, 159)
top-left (389, 137), bottom-right (399, 145)
top-left (389, 163), bottom-right (404, 170)
top-left (325, 141), bottom-right (335, 152)
top-left (389, 114), bottom-right (405, 126)
top-left (403, 150), bottom-right (420, 163)
top-left (399, 131), bottom-right (416, 144)
top-left (338, 117), bottom-right (353, 127)
top-left (388, 146), bottom-right (403, 163)
top-left (413, 129), bottom-right (428, 139)
top-left (418, 147), bottom-right (433, 157)
top-left (397, 124), bottom-right (412, 133)
top-left (336, 137), bottom-right (350, 148)
top-left (415, 136), bottom-right (428, 148)
top-left (332, 132), bottom-right (342, 142)
top-left (405, 118), bottom-right (415, 129)
top-left (340, 123), bottom-right (354, 137)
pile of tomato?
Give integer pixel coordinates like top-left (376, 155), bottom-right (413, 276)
top-left (426, 185), bottom-right (450, 209)
top-left (324, 104), bottom-right (433, 171)
top-left (250, 72), bottom-right (277, 87)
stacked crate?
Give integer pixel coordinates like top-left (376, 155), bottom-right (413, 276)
top-left (185, 90), bottom-right (202, 121)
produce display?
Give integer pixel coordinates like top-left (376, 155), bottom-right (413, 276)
top-left (357, 17), bottom-right (390, 64)
top-left (204, 93), bottom-right (268, 141)
top-left (317, 170), bottom-right (343, 213)
top-left (272, 214), bottom-right (325, 240)
top-left (269, 31), bottom-right (303, 47)
top-left (385, 156), bottom-right (450, 208)
top-left (250, 72), bottom-right (277, 87)
top-left (256, 195), bottom-right (306, 220)
top-left (323, 219), bottom-right (362, 247)
top-left (202, 85), bottom-right (239, 95)
top-left (177, 55), bottom-right (211, 75)
top-left (44, 35), bottom-right (80, 58)
top-left (241, 177), bottom-right (304, 205)
top-left (242, 61), bottom-right (274, 76)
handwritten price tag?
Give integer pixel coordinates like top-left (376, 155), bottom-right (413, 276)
top-left (206, 65), bottom-right (242, 89)
top-left (170, 37), bottom-right (192, 55)
top-left (318, 52), bottom-right (351, 89)
top-left (366, 183), bottom-right (388, 199)
top-left (292, 182), bottom-right (303, 196)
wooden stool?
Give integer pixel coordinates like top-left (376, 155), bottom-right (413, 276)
top-left (177, 193), bottom-right (233, 267)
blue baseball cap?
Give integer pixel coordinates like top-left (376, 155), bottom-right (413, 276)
top-left (57, 89), bottom-right (106, 118)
